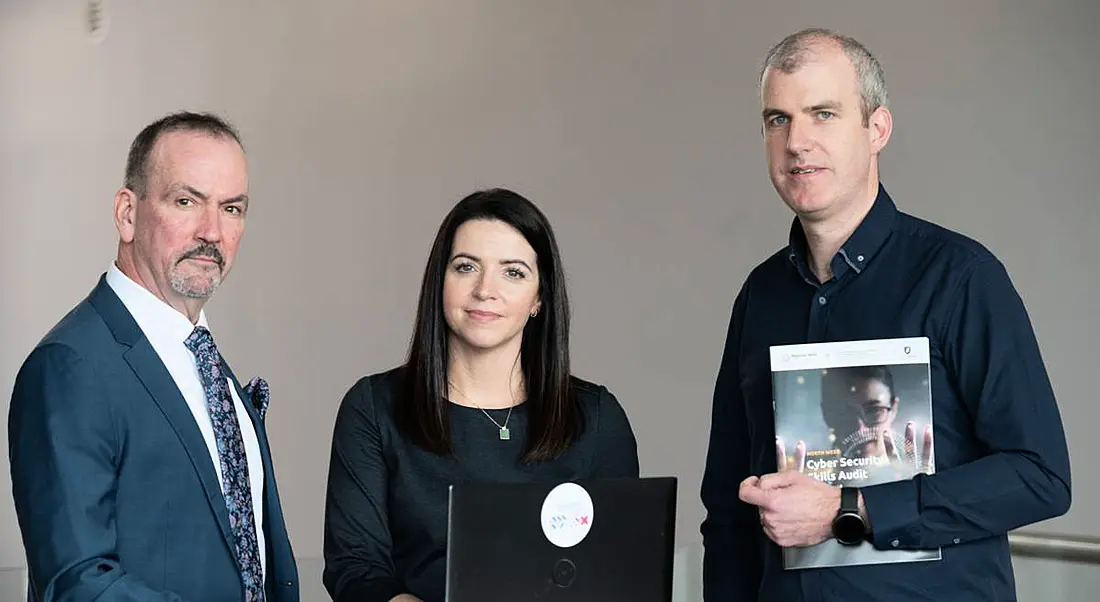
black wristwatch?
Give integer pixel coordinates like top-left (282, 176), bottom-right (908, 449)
top-left (832, 486), bottom-right (866, 546)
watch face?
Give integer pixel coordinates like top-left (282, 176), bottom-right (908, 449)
top-left (833, 513), bottom-right (865, 545)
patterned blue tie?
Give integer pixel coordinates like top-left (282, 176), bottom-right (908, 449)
top-left (185, 326), bottom-right (265, 602)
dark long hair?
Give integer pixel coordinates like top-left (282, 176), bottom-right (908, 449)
top-left (396, 188), bottom-right (580, 462)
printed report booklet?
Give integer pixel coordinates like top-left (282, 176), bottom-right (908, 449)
top-left (770, 336), bottom-right (941, 569)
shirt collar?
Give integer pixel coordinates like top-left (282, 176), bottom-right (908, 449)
top-left (105, 262), bottom-right (210, 348)
top-left (787, 183), bottom-right (898, 283)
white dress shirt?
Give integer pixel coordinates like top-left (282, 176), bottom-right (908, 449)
top-left (106, 263), bottom-right (266, 577)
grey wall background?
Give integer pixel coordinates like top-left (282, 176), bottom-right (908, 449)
top-left (3, 0), bottom-right (1098, 591)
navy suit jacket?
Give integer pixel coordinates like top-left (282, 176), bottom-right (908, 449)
top-left (7, 276), bottom-right (300, 602)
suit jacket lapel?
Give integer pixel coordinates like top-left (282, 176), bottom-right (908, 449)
top-left (224, 364), bottom-right (281, 553)
top-left (220, 332), bottom-right (300, 596)
top-left (88, 276), bottom-right (236, 555)
top-left (225, 364), bottom-right (285, 518)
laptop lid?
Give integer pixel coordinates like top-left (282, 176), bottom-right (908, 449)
top-left (445, 476), bottom-right (678, 602)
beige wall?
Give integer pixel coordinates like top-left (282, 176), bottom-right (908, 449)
top-left (3, 0), bottom-right (1099, 595)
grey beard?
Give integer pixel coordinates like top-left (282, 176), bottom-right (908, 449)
top-left (169, 269), bottom-right (221, 299)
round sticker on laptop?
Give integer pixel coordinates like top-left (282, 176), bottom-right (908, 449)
top-left (540, 482), bottom-right (594, 548)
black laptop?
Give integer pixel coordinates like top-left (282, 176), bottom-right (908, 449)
top-left (445, 476), bottom-right (678, 602)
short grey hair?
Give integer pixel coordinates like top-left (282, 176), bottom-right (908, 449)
top-left (124, 111), bottom-right (243, 198)
top-left (760, 28), bottom-right (888, 126)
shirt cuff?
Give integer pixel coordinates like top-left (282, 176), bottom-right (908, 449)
top-left (861, 476), bottom-right (922, 549)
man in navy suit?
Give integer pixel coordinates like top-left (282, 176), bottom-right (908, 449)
top-left (8, 111), bottom-right (299, 601)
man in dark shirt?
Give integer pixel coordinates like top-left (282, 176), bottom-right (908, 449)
top-left (699, 27), bottom-right (1071, 601)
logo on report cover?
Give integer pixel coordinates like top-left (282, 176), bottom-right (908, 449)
top-left (540, 482), bottom-right (594, 548)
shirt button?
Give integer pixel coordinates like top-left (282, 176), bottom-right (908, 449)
top-left (891, 539), bottom-right (900, 548)
top-left (857, 254), bottom-right (865, 262)
top-left (953, 538), bottom-right (961, 544)
top-left (818, 296), bottom-right (827, 305)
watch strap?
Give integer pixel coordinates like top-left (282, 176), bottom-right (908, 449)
top-left (840, 486), bottom-right (859, 513)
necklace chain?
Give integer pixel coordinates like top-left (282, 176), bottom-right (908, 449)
top-left (448, 381), bottom-right (517, 440)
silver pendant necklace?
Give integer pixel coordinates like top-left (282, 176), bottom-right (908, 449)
top-left (449, 381), bottom-right (516, 441)
top-left (478, 405), bottom-right (514, 441)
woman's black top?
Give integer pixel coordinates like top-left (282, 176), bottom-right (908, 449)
top-left (321, 367), bottom-right (640, 602)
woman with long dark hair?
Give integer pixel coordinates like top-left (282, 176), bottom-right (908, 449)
top-left (322, 188), bottom-right (639, 602)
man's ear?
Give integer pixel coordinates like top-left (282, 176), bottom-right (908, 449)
top-left (114, 187), bottom-right (137, 243)
top-left (868, 106), bottom-right (893, 154)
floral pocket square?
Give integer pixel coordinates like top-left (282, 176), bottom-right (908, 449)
top-left (244, 376), bottom-right (270, 419)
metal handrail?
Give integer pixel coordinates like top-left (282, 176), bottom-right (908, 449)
top-left (1009, 530), bottom-right (1100, 565)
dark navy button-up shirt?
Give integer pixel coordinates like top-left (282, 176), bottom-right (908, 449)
top-left (700, 184), bottom-right (1071, 601)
